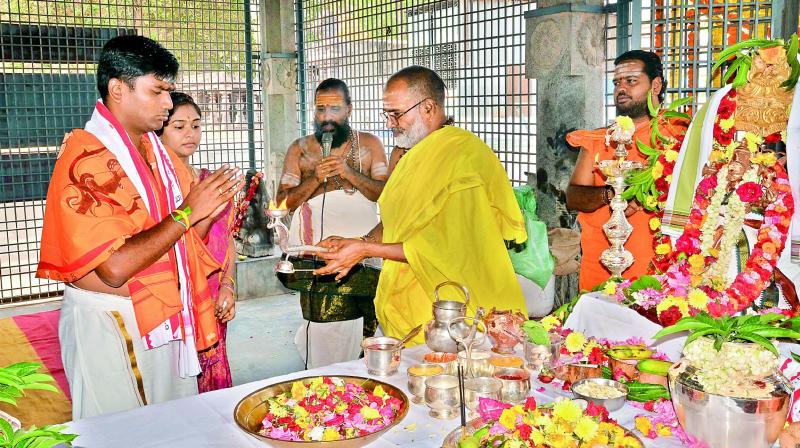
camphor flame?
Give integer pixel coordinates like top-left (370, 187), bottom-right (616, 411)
top-left (268, 198), bottom-right (288, 210)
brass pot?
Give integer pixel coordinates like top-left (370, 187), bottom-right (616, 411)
top-left (234, 375), bottom-right (409, 447)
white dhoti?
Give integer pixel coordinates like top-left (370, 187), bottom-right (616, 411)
top-left (288, 190), bottom-right (380, 369)
top-left (59, 285), bottom-right (198, 420)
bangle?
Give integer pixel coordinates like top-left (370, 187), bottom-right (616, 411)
top-left (221, 282), bottom-right (236, 294)
top-left (222, 275), bottom-right (236, 289)
top-left (172, 206), bottom-right (192, 229)
top-left (170, 212), bottom-right (188, 231)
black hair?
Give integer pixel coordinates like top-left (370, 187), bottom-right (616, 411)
top-left (315, 78), bottom-right (351, 105)
top-left (155, 92), bottom-right (201, 136)
top-left (386, 66), bottom-right (446, 106)
top-left (97, 35), bottom-right (179, 100)
top-left (614, 50), bottom-right (667, 103)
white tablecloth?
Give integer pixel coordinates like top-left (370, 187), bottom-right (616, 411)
top-left (66, 332), bottom-right (687, 447)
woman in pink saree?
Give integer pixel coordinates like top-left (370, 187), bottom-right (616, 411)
top-left (158, 92), bottom-right (235, 391)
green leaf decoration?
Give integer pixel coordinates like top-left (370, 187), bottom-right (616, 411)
top-left (629, 275), bottom-right (662, 293)
top-left (647, 89), bottom-right (659, 118)
top-left (792, 352), bottom-right (800, 364)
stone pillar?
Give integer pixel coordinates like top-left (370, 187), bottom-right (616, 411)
top-left (525, 0), bottom-right (606, 305)
top-left (259, 0), bottom-right (299, 193)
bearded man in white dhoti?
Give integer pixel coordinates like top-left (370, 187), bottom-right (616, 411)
top-left (277, 79), bottom-right (388, 369)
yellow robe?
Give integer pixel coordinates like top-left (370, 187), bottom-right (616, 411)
top-left (377, 126), bottom-right (527, 346)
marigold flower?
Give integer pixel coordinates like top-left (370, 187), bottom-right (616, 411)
top-left (603, 281), bottom-right (617, 296)
top-left (615, 115), bottom-right (635, 133)
top-left (635, 416), bottom-right (654, 438)
top-left (552, 398), bottom-right (582, 423)
top-left (649, 217), bottom-right (661, 231)
top-left (574, 415), bottom-right (599, 441)
top-left (719, 116), bottom-right (735, 132)
top-left (540, 315), bottom-right (561, 332)
top-left (652, 160), bottom-right (664, 179)
top-left (564, 332), bottom-right (587, 353)
top-left (664, 149), bottom-right (679, 163)
top-left (655, 243), bottom-right (671, 255)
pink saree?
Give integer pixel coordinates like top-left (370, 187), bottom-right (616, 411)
top-left (196, 168), bottom-right (234, 392)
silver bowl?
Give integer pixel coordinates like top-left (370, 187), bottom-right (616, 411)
top-left (492, 367), bottom-right (530, 404)
top-left (424, 374), bottom-right (461, 419)
top-left (361, 336), bottom-right (401, 376)
top-left (669, 363), bottom-right (792, 447)
top-left (407, 363), bottom-right (444, 404)
top-left (571, 378), bottom-right (628, 412)
top-left (464, 377), bottom-right (502, 414)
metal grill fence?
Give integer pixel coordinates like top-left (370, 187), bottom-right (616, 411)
top-left (0, 0), bottom-right (263, 303)
top-left (294, 0), bottom-right (538, 186)
top-left (605, 0), bottom-right (779, 118)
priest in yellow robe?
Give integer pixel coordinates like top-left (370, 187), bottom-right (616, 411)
top-left (315, 66), bottom-right (527, 345)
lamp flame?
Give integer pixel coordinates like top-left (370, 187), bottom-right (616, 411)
top-left (268, 198), bottom-right (288, 211)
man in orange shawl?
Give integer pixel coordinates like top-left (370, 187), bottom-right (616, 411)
top-left (314, 66), bottom-right (527, 345)
top-left (36, 36), bottom-right (241, 419)
top-left (566, 50), bottom-right (688, 291)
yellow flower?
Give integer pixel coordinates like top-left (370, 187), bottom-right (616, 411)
top-left (752, 152), bottom-right (777, 166)
top-left (644, 195), bottom-right (657, 209)
top-left (649, 217), bottom-right (661, 231)
top-left (564, 332), bottom-right (587, 353)
top-left (688, 254), bottom-right (704, 268)
top-left (552, 398), bottom-right (582, 423)
top-left (665, 174), bottom-right (672, 183)
top-left (616, 115), bottom-right (635, 133)
top-left (745, 132), bottom-right (764, 152)
top-left (293, 405), bottom-right (309, 419)
top-left (603, 281), bottom-right (618, 296)
top-left (635, 416), bottom-right (653, 436)
top-left (269, 401), bottom-right (289, 418)
top-left (709, 149), bottom-right (724, 162)
top-left (719, 116), bottom-right (735, 132)
top-left (372, 385), bottom-right (387, 399)
top-left (499, 408), bottom-right (518, 429)
top-left (664, 149), bottom-right (679, 163)
top-left (583, 339), bottom-right (600, 357)
top-left (656, 295), bottom-right (689, 315)
top-left (541, 315), bottom-right (561, 332)
top-left (322, 428), bottom-right (341, 441)
top-left (656, 423), bottom-right (672, 437)
top-left (622, 435), bottom-right (644, 447)
top-left (651, 160), bottom-right (664, 179)
top-left (655, 243), bottom-right (671, 255)
top-left (588, 433), bottom-right (610, 446)
top-left (724, 141), bottom-right (738, 160)
top-left (687, 289), bottom-right (709, 309)
top-left (291, 381), bottom-right (308, 401)
top-left (360, 406), bottom-right (381, 420)
top-left (529, 428), bottom-right (545, 445)
top-left (574, 415), bottom-right (599, 441)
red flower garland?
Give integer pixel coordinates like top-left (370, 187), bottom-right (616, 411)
top-left (665, 89), bottom-right (793, 317)
top-left (231, 171), bottom-right (264, 237)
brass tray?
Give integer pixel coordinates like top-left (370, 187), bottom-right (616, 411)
top-left (234, 375), bottom-right (409, 447)
top-left (441, 416), bottom-right (646, 447)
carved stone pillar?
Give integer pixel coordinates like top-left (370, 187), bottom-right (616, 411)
top-left (259, 0), bottom-right (299, 193)
top-left (525, 1), bottom-right (606, 305)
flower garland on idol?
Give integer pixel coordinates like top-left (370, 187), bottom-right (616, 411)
top-left (607, 88), bottom-right (793, 325)
top-left (231, 171), bottom-right (264, 238)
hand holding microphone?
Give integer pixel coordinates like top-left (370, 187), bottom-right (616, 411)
top-left (321, 132), bottom-right (333, 183)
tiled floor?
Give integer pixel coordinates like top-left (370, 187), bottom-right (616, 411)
top-left (0, 293), bottom-right (307, 385)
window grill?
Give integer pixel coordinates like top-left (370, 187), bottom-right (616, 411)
top-left (294, 0), bottom-right (538, 185)
top-left (0, 0), bottom-right (263, 303)
top-left (605, 0), bottom-right (775, 118)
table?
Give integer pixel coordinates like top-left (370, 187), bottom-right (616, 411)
top-left (66, 336), bottom-right (686, 447)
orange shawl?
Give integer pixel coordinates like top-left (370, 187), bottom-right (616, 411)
top-left (37, 129), bottom-right (220, 351)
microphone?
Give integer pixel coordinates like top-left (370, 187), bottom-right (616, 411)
top-left (321, 132), bottom-right (333, 157)
top-left (321, 132), bottom-right (333, 183)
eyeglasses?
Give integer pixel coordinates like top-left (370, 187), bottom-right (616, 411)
top-left (380, 98), bottom-right (429, 122)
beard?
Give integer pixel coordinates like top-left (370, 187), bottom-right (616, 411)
top-left (392, 117), bottom-right (428, 149)
top-left (615, 96), bottom-right (648, 119)
top-left (314, 119), bottom-right (351, 149)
